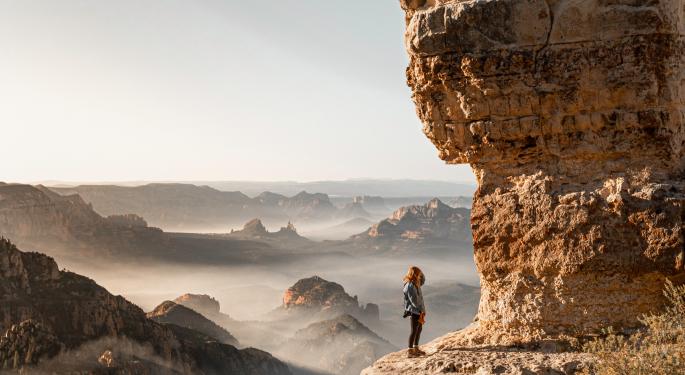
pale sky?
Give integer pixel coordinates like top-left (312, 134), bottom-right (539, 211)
top-left (0, 0), bottom-right (475, 183)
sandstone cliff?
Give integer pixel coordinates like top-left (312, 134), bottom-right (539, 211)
top-left (0, 238), bottom-right (290, 374)
top-left (366, 0), bottom-right (684, 372)
top-left (400, 0), bottom-right (684, 344)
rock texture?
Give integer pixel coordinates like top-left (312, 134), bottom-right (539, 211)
top-left (362, 330), bottom-right (593, 375)
top-left (397, 0), bottom-right (685, 345)
top-left (0, 238), bottom-right (290, 374)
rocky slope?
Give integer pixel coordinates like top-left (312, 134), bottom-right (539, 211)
top-left (366, 0), bottom-right (685, 372)
top-left (147, 301), bottom-right (239, 346)
top-left (0, 183), bottom-right (171, 260)
top-left (0, 237), bottom-right (290, 374)
top-left (278, 314), bottom-right (396, 375)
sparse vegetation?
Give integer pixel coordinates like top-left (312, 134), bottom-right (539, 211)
top-left (582, 280), bottom-right (685, 375)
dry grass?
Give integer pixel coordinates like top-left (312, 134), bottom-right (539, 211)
top-left (582, 280), bottom-right (685, 375)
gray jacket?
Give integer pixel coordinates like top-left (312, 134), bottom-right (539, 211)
top-left (403, 281), bottom-right (425, 315)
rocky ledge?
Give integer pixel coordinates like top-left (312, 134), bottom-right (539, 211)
top-left (363, 327), bottom-right (593, 374)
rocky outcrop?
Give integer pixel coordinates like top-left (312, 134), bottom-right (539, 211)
top-left (147, 301), bottom-right (239, 347)
top-left (0, 238), bottom-right (291, 374)
top-left (366, 0), bottom-right (685, 372)
top-left (227, 219), bottom-right (312, 247)
top-left (353, 198), bottom-right (471, 243)
top-left (174, 294), bottom-right (222, 317)
top-left (278, 314), bottom-right (396, 375)
top-left (277, 276), bottom-right (380, 325)
top-left (395, 0), bottom-right (685, 346)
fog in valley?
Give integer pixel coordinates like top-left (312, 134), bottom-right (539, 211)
top-left (0, 180), bottom-right (479, 375)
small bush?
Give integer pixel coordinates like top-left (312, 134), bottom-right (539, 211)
top-left (582, 280), bottom-right (685, 375)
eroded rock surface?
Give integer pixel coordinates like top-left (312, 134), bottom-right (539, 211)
top-left (395, 0), bottom-right (685, 347)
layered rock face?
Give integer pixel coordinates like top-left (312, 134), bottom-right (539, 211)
top-left (400, 0), bottom-right (685, 344)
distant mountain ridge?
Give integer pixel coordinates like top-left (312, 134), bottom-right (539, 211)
top-left (42, 179), bottom-right (477, 197)
top-left (0, 183), bottom-right (302, 267)
top-left (50, 184), bottom-right (376, 232)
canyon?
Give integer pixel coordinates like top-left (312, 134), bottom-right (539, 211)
top-left (0, 181), bottom-right (479, 373)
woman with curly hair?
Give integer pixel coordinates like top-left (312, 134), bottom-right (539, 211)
top-left (403, 265), bottom-right (426, 357)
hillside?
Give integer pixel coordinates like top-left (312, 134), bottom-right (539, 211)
top-left (0, 238), bottom-right (290, 374)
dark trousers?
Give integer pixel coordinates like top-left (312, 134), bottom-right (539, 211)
top-left (408, 313), bottom-right (422, 348)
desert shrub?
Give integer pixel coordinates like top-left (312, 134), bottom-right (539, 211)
top-left (582, 280), bottom-right (685, 375)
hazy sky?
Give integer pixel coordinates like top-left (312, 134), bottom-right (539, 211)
top-left (0, 0), bottom-right (475, 183)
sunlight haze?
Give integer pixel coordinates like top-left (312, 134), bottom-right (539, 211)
top-left (0, 0), bottom-right (475, 183)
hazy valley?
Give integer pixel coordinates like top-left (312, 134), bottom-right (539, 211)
top-left (0, 180), bottom-right (478, 374)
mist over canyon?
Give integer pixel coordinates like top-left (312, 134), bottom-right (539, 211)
top-left (0, 180), bottom-right (478, 374)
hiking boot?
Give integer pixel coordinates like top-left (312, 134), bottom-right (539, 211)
top-left (406, 348), bottom-right (419, 358)
top-left (414, 347), bottom-right (426, 355)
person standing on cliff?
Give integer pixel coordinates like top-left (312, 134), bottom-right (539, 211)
top-left (403, 265), bottom-right (426, 357)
